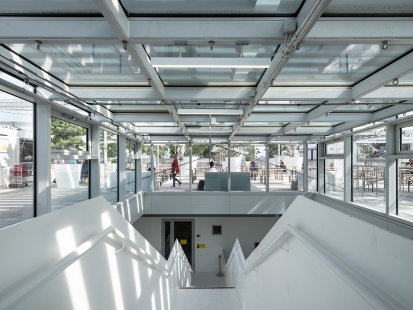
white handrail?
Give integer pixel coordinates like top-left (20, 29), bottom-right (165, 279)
top-left (0, 226), bottom-right (191, 310)
top-left (224, 225), bottom-right (394, 310)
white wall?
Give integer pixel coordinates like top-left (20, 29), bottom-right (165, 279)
top-left (224, 196), bottom-right (413, 310)
top-left (143, 192), bottom-right (312, 215)
top-left (133, 216), bottom-right (278, 273)
top-left (0, 196), bottom-right (191, 310)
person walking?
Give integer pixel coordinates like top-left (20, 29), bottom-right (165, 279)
top-left (171, 154), bottom-right (182, 187)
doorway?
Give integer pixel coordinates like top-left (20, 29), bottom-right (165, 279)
top-left (162, 219), bottom-right (194, 270)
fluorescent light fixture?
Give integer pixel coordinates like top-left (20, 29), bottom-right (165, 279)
top-left (151, 58), bottom-right (270, 68)
top-left (178, 109), bottom-right (243, 115)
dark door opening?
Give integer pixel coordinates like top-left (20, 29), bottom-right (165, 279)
top-left (174, 221), bottom-right (192, 267)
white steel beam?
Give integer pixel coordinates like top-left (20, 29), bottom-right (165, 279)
top-left (3, 18), bottom-right (412, 45)
top-left (331, 121), bottom-right (368, 135)
top-left (151, 57), bottom-right (271, 68)
top-left (229, 0), bottom-right (332, 141)
top-left (353, 52), bottom-right (413, 99)
top-left (363, 86), bottom-right (413, 100)
top-left (135, 127), bottom-right (181, 134)
top-left (372, 104), bottom-right (413, 122)
top-left (263, 87), bottom-right (352, 101)
top-left (306, 18), bottom-right (413, 45)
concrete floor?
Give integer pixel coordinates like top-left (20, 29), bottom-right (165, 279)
top-left (191, 272), bottom-right (226, 287)
top-left (174, 288), bottom-right (241, 310)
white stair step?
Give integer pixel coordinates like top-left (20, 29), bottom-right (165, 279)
top-left (173, 288), bottom-right (242, 310)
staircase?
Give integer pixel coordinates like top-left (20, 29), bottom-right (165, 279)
top-left (174, 287), bottom-right (241, 310)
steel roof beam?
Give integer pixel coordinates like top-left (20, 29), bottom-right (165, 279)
top-left (353, 52), bottom-right (413, 99)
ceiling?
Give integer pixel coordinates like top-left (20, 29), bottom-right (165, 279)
top-left (0, 0), bottom-right (413, 143)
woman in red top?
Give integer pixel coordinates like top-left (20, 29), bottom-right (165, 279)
top-left (171, 154), bottom-right (182, 187)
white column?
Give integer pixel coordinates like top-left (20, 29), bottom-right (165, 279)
top-left (317, 142), bottom-right (325, 194)
top-left (227, 143), bottom-right (231, 192)
top-left (344, 136), bottom-right (352, 202)
top-left (386, 124), bottom-right (397, 215)
top-left (150, 143), bottom-right (155, 192)
top-left (303, 142), bottom-right (308, 192)
top-left (265, 144), bottom-right (269, 192)
top-left (118, 135), bottom-right (126, 202)
top-left (189, 142), bottom-right (192, 193)
top-left (89, 123), bottom-right (100, 198)
top-left (136, 142), bottom-right (142, 194)
top-left (35, 101), bottom-right (51, 216)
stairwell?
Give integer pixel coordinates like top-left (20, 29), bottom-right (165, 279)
top-left (174, 287), bottom-right (241, 310)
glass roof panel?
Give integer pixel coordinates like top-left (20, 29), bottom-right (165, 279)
top-left (259, 100), bottom-right (323, 105)
top-left (158, 68), bottom-right (265, 86)
top-left (243, 122), bottom-right (286, 126)
top-left (254, 105), bottom-right (317, 112)
top-left (1, 0), bottom-right (100, 13)
top-left (324, 0), bottom-right (413, 14)
top-left (274, 44), bottom-right (413, 86)
top-left (8, 44), bottom-right (148, 86)
top-left (146, 44), bottom-right (277, 58)
top-left (106, 105), bottom-right (168, 112)
top-left (302, 122), bottom-right (342, 127)
top-left (121, 0), bottom-right (303, 15)
top-left (334, 104), bottom-right (390, 112)
top-left (397, 72), bottom-right (413, 86)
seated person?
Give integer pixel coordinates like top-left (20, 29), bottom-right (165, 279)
top-left (206, 161), bottom-right (217, 172)
top-left (280, 160), bottom-right (287, 172)
top-left (405, 159), bottom-right (413, 167)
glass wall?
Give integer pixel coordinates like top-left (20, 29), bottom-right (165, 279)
top-left (308, 144), bottom-right (317, 191)
top-left (397, 159), bottom-right (413, 221)
top-left (100, 129), bottom-right (118, 204)
top-left (50, 116), bottom-right (89, 210)
top-left (0, 94), bottom-right (34, 228)
top-left (325, 159), bottom-right (344, 199)
top-left (352, 127), bottom-right (386, 212)
top-left (126, 141), bottom-right (136, 197)
top-left (269, 143), bottom-right (303, 192)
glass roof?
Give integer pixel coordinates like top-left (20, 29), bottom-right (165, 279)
top-left (8, 44), bottom-right (148, 86)
top-left (1, 0), bottom-right (100, 13)
top-left (259, 100), bottom-right (324, 105)
top-left (397, 73), bottom-right (413, 86)
top-left (274, 44), bottom-right (413, 86)
top-left (146, 44), bottom-right (277, 58)
top-left (253, 105), bottom-right (317, 112)
top-left (157, 68), bottom-right (265, 86)
top-left (334, 104), bottom-right (390, 112)
top-left (121, 0), bottom-right (303, 15)
top-left (302, 122), bottom-right (342, 127)
top-left (324, 0), bottom-right (413, 14)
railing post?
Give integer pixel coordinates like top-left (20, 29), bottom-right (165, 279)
top-left (216, 255), bottom-right (224, 277)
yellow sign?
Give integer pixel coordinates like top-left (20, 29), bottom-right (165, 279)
top-left (180, 239), bottom-right (187, 245)
top-left (199, 244), bottom-right (206, 248)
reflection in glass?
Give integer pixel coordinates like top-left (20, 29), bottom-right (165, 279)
top-left (325, 159), bottom-right (344, 199)
top-left (325, 141), bottom-right (344, 154)
top-left (275, 44), bottom-right (413, 86)
top-left (352, 127), bottom-right (386, 212)
top-left (400, 126), bottom-right (413, 151)
top-left (100, 130), bottom-right (118, 204)
top-left (51, 160), bottom-right (89, 211)
top-left (126, 142), bottom-right (136, 197)
top-left (8, 44), bottom-right (147, 86)
top-left (157, 67), bottom-right (265, 86)
top-left (0, 98), bottom-right (34, 228)
top-left (397, 159), bottom-right (413, 222)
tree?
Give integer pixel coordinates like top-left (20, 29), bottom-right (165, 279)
top-left (51, 117), bottom-right (87, 151)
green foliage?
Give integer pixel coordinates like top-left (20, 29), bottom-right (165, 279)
top-left (51, 117), bottom-right (87, 151)
top-left (100, 130), bottom-right (117, 161)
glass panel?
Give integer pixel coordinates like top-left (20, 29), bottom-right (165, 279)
top-left (1, 0), bottom-right (100, 13)
top-left (269, 143), bottom-right (303, 192)
top-left (275, 44), bottom-right (413, 86)
top-left (334, 104), bottom-right (390, 112)
top-left (51, 117), bottom-right (87, 151)
top-left (191, 144), bottom-right (211, 191)
top-left (0, 71), bottom-right (34, 92)
top-left (51, 160), bottom-right (89, 211)
top-left (157, 68), bottom-right (265, 86)
top-left (122, 0), bottom-right (303, 15)
top-left (254, 105), bottom-right (317, 112)
top-left (146, 44), bottom-right (276, 58)
top-left (400, 126), bottom-right (413, 151)
top-left (352, 127), bottom-right (386, 212)
top-left (100, 130), bottom-right (118, 204)
top-left (397, 159), bottom-right (413, 222)
top-left (0, 98), bottom-right (34, 229)
top-left (230, 144), bottom-right (261, 192)
top-left (325, 141), bottom-right (344, 154)
top-left (126, 142), bottom-right (136, 197)
top-left (325, 159), bottom-right (344, 199)
top-left (308, 144), bottom-right (318, 191)
top-left (8, 44), bottom-right (148, 86)
top-left (325, 0), bottom-right (413, 14)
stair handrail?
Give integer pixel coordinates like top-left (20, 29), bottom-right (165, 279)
top-left (0, 225), bottom-right (191, 310)
top-left (225, 224), bottom-right (394, 310)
